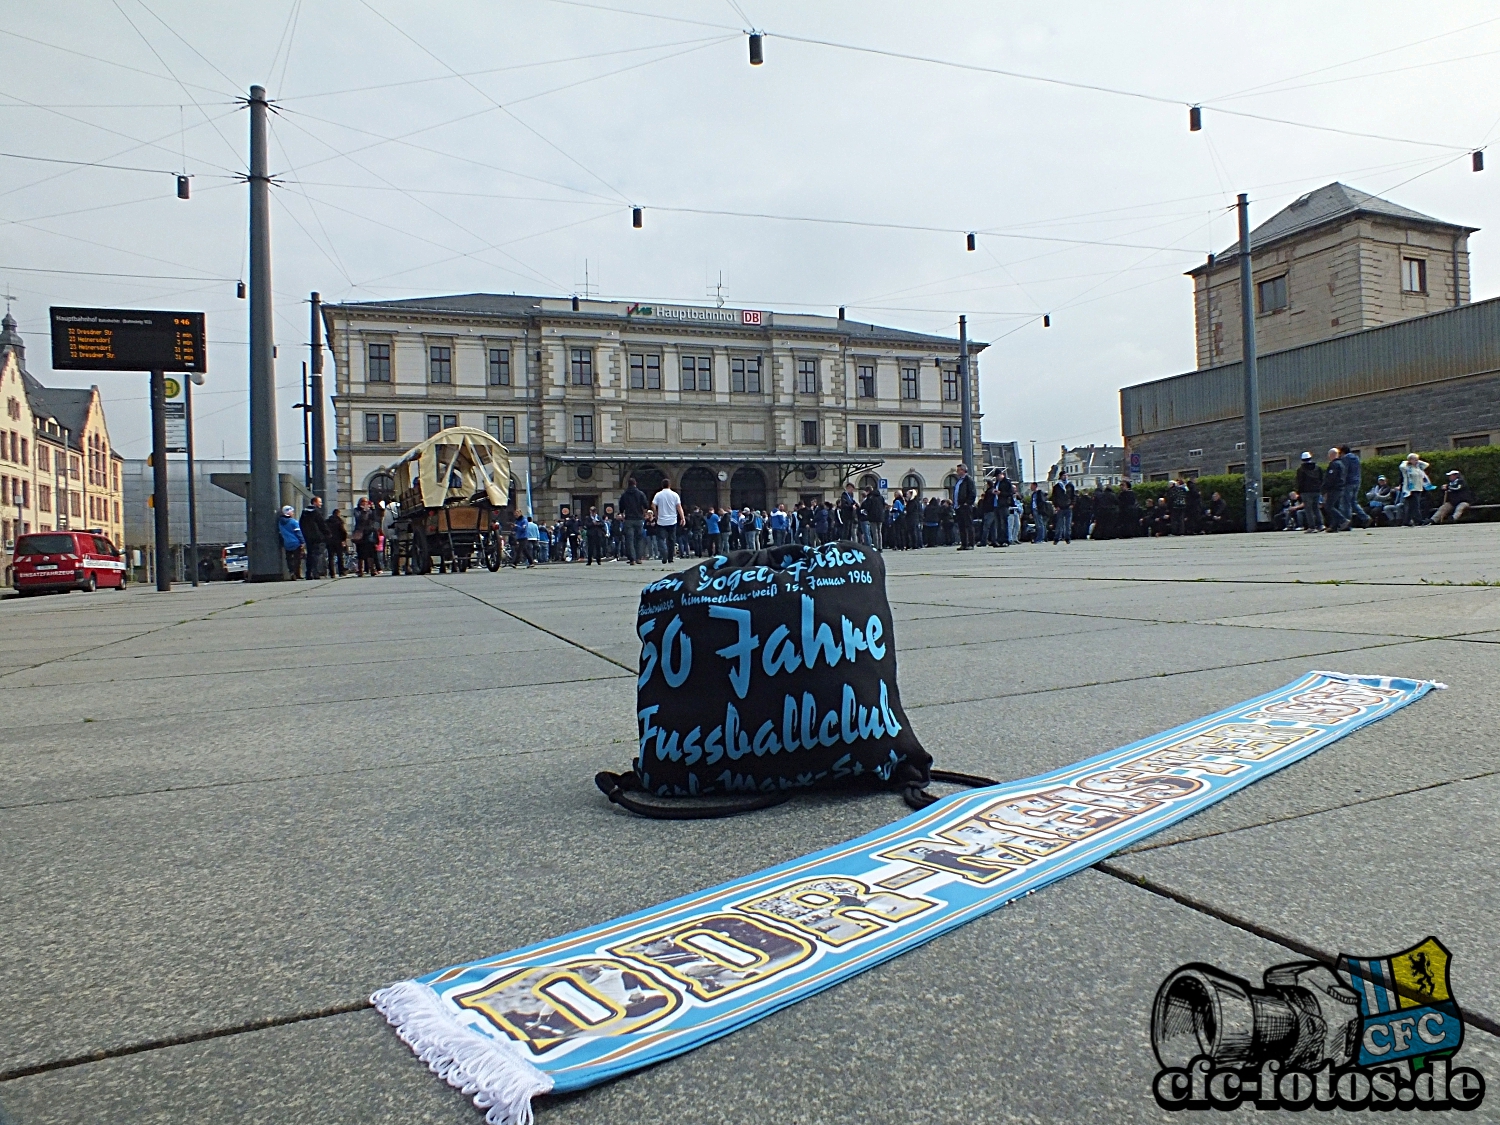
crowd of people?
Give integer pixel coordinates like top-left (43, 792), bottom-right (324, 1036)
top-left (273, 450), bottom-right (1483, 577)
top-left (1276, 448), bottom-right (1476, 531)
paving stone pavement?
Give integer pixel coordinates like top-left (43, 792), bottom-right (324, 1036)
top-left (2, 525), bottom-right (1497, 1124)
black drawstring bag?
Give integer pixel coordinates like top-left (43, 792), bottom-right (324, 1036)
top-left (596, 543), bottom-right (993, 818)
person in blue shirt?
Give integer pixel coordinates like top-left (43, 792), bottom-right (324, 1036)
top-left (769, 505), bottom-right (789, 546)
top-left (277, 505), bottom-right (306, 578)
top-left (1338, 444), bottom-right (1370, 528)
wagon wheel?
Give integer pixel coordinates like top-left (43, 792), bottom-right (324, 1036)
top-left (411, 527), bottom-right (432, 575)
top-left (483, 531), bottom-right (502, 572)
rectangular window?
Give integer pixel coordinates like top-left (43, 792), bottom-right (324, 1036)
top-left (856, 423), bottom-right (881, 449)
top-left (429, 345), bottom-right (452, 384)
top-left (368, 343), bottom-right (391, 382)
top-left (571, 348), bottom-right (593, 385)
top-left (730, 356), bottom-right (762, 394)
top-left (20, 438), bottom-right (26, 466)
top-left (38, 484), bottom-right (51, 513)
top-left (426, 414), bottom-right (442, 438)
top-left (901, 366), bottom-right (919, 400)
top-left (1257, 274), bottom-right (1288, 312)
top-left (443, 413), bottom-right (457, 430)
top-left (382, 414), bottom-right (397, 443)
top-left (900, 423), bottom-right (923, 449)
top-left (37, 446), bottom-right (49, 473)
top-left (629, 353), bottom-right (662, 390)
top-left (1452, 433), bottom-right (1490, 449)
top-left (488, 347), bottom-right (511, 386)
top-left (1374, 442), bottom-right (1408, 457)
top-left (364, 413), bottom-right (381, 443)
top-left (941, 367), bottom-right (959, 401)
top-left (1262, 458), bottom-right (1288, 473)
top-left (70, 490), bottom-right (81, 517)
top-left (1402, 258), bottom-right (1427, 294)
top-left (573, 414), bottom-right (594, 443)
top-left (941, 425), bottom-right (962, 450)
top-left (484, 415), bottom-right (501, 440)
top-left (801, 419), bottom-right (819, 446)
top-left (681, 356), bottom-right (711, 392)
top-left (70, 456), bottom-right (80, 480)
top-left (501, 416), bottom-right (517, 445)
top-left (856, 364), bottom-right (875, 398)
top-left (797, 357), bottom-right (819, 395)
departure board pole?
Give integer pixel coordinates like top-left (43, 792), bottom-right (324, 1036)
top-left (150, 369), bottom-right (171, 592)
top-left (247, 84), bottom-right (281, 581)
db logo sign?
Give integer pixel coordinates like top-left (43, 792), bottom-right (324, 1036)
top-left (741, 310), bottom-right (763, 326)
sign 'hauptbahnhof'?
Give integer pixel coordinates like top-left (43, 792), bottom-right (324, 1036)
top-left (322, 293), bottom-right (984, 519)
top-left (49, 307), bottom-right (206, 374)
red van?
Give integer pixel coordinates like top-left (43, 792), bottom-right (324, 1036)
top-left (12, 531), bottom-right (128, 595)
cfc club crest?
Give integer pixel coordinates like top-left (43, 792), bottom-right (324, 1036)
top-left (1150, 937), bottom-right (1484, 1111)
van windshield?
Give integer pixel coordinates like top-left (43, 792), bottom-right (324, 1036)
top-left (15, 534), bottom-right (76, 555)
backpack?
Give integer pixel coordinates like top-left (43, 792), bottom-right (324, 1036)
top-left (596, 543), bottom-right (992, 818)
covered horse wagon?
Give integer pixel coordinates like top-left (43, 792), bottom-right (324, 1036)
top-left (386, 427), bottom-right (512, 573)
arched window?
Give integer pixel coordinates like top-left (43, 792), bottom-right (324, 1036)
top-left (631, 465), bottom-right (666, 498)
top-left (943, 473), bottom-right (958, 496)
top-left (730, 465), bottom-right (767, 511)
top-left (858, 473), bottom-right (880, 493)
top-left (901, 472), bottom-right (923, 497)
top-left (679, 465), bottom-right (718, 512)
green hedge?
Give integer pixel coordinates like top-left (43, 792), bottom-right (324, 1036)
top-left (1127, 444), bottom-right (1500, 530)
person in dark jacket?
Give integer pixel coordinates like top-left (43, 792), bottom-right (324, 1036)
top-left (994, 471), bottom-right (1015, 546)
top-left (1295, 453), bottom-right (1324, 531)
top-left (353, 498), bottom-right (381, 576)
top-left (1206, 491), bottom-right (1230, 532)
top-left (1091, 486), bottom-right (1116, 540)
top-left (1073, 488), bottom-right (1093, 541)
top-left (952, 463), bottom-right (977, 549)
top-left (1049, 479), bottom-right (1073, 544)
top-left (325, 507), bottom-right (348, 576)
top-left (1321, 447), bottom-right (1348, 531)
top-left (1339, 445), bottom-right (1370, 528)
top-left (860, 488), bottom-right (887, 551)
top-left (1432, 470), bottom-right (1475, 523)
top-left (1185, 479), bottom-right (1202, 534)
top-left (1117, 483), bottom-right (1139, 538)
top-left (299, 497), bottom-right (329, 578)
top-left (1166, 480), bottom-right (1188, 536)
top-left (618, 477), bottom-right (649, 564)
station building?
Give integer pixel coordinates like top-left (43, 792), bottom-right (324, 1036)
top-left (322, 294), bottom-right (985, 517)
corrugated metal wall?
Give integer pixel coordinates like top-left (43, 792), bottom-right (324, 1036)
top-left (1122, 296), bottom-right (1500, 437)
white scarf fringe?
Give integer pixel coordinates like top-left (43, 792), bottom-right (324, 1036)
top-left (371, 980), bottom-right (554, 1125)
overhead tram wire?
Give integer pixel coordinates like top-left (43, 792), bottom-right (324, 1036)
top-left (0, 27), bottom-right (230, 95)
top-left (279, 35), bottom-right (731, 102)
top-left (1211, 46), bottom-right (1500, 103)
top-left (268, 108), bottom-right (571, 293)
top-left (110, 0), bottom-right (244, 170)
top-left (0, 105), bottom-right (242, 200)
top-left (358, 0), bottom-right (633, 205)
top-left (130, 0), bottom-right (243, 92)
top-left (267, 114), bottom-right (354, 286)
top-left (541, 0), bottom-right (741, 33)
top-left (1208, 13), bottom-right (1500, 101)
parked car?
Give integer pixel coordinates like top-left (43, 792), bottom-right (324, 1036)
top-left (12, 531), bottom-right (127, 595)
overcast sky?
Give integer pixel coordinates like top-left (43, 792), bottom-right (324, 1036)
top-left (5, 1), bottom-right (1498, 469)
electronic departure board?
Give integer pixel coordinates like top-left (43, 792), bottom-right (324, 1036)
top-left (49, 306), bottom-right (206, 373)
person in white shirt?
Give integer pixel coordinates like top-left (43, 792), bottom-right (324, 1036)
top-left (652, 478), bottom-right (683, 564)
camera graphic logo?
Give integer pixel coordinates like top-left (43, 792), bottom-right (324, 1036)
top-left (1150, 937), bottom-right (1485, 1111)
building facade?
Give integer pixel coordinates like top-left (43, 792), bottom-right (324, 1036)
top-left (1, 314), bottom-right (124, 584)
top-left (1121, 296), bottom-right (1500, 481)
top-left (1047, 444), bottom-right (1124, 489)
top-left (322, 295), bottom-right (985, 518)
top-left (1188, 183), bottom-right (1473, 369)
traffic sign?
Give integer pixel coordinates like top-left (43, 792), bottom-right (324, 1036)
top-left (879, 478), bottom-right (888, 489)
top-left (50, 306), bottom-right (206, 373)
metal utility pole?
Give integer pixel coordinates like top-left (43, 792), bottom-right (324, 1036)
top-left (1029, 440), bottom-right (1037, 485)
top-left (186, 373), bottom-right (201, 586)
top-left (957, 315), bottom-right (974, 473)
top-left (247, 84), bottom-right (281, 581)
top-left (1237, 193), bottom-right (1262, 532)
top-left (310, 291), bottom-right (327, 503)
top-left (149, 369), bottom-right (171, 591)
top-left (300, 361), bottom-right (311, 487)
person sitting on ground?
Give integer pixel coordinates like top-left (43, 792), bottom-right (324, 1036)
top-left (1432, 469), bottom-right (1475, 524)
top-left (1276, 492), bottom-right (1297, 531)
top-left (1366, 476), bottom-right (1395, 525)
top-left (1207, 491), bottom-right (1230, 532)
